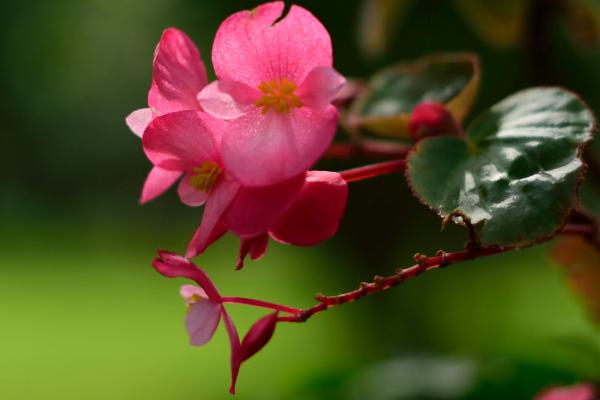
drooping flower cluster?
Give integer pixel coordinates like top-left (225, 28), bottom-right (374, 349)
top-left (126, 1), bottom-right (348, 392)
top-left (126, 2), bottom-right (347, 268)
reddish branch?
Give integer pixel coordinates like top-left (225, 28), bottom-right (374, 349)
top-left (276, 246), bottom-right (507, 323)
top-left (326, 139), bottom-right (412, 159)
top-left (339, 159), bottom-right (405, 183)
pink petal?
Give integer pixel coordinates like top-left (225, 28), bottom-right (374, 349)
top-left (221, 307), bottom-right (241, 395)
top-left (221, 106), bottom-right (338, 186)
top-left (212, 2), bottom-right (333, 87)
top-left (148, 28), bottom-right (207, 115)
top-left (222, 173), bottom-right (305, 237)
top-left (239, 312), bottom-right (278, 362)
top-left (125, 108), bottom-right (153, 137)
top-left (185, 178), bottom-right (241, 258)
top-left (185, 299), bottom-right (222, 346)
top-left (152, 251), bottom-right (221, 300)
top-left (197, 80), bottom-right (260, 120)
top-left (180, 284), bottom-right (208, 303)
top-left (270, 171), bottom-right (348, 246)
top-left (236, 233), bottom-right (269, 270)
top-left (297, 67), bottom-right (346, 111)
top-left (143, 111), bottom-right (223, 171)
top-left (140, 166), bottom-right (182, 204)
top-left (536, 383), bottom-right (596, 400)
top-left (177, 175), bottom-right (209, 207)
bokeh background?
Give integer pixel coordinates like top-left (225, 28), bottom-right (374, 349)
top-left (2, 0), bottom-right (600, 398)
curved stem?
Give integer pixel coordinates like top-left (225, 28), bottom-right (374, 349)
top-left (339, 159), bottom-right (405, 183)
top-left (326, 139), bottom-right (412, 160)
top-left (276, 219), bottom-right (600, 323)
top-left (221, 296), bottom-right (302, 315)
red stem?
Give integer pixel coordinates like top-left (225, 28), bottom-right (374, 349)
top-left (276, 246), bottom-right (506, 323)
top-left (220, 296), bottom-right (302, 315)
top-left (326, 139), bottom-right (412, 159)
top-left (340, 159), bottom-right (406, 183)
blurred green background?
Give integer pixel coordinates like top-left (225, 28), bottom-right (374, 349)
top-left (2, 0), bottom-right (600, 398)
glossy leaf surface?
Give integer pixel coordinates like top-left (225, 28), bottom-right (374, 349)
top-left (407, 87), bottom-right (595, 247)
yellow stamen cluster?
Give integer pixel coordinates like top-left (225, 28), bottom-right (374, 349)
top-left (185, 293), bottom-right (204, 313)
top-left (255, 79), bottom-right (303, 114)
top-left (189, 161), bottom-right (222, 192)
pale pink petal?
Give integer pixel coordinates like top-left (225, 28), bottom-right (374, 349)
top-left (180, 284), bottom-right (208, 303)
top-left (239, 312), bottom-right (278, 362)
top-left (185, 178), bottom-right (241, 258)
top-left (197, 80), bottom-right (260, 120)
top-left (185, 299), bottom-right (222, 346)
top-left (297, 67), bottom-right (346, 111)
top-left (222, 173), bottom-right (305, 237)
top-left (125, 108), bottom-right (154, 137)
top-left (148, 28), bottom-right (207, 114)
top-left (177, 175), bottom-right (209, 207)
top-left (212, 2), bottom-right (333, 87)
top-left (222, 106), bottom-right (338, 186)
top-left (140, 166), bottom-right (181, 204)
top-left (221, 307), bottom-right (241, 395)
top-left (270, 171), bottom-right (348, 246)
top-left (143, 111), bottom-right (223, 171)
top-left (236, 233), bottom-right (269, 270)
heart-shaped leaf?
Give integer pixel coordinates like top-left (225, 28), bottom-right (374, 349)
top-left (351, 53), bottom-right (480, 138)
top-left (407, 87), bottom-right (595, 247)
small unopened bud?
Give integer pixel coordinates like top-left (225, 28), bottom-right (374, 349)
top-left (409, 102), bottom-right (463, 141)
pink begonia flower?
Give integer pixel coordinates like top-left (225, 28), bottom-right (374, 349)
top-left (153, 251), bottom-right (280, 394)
top-left (125, 28), bottom-right (208, 204)
top-left (535, 383), bottom-right (596, 400)
top-left (198, 1), bottom-right (346, 187)
top-left (143, 110), bottom-right (310, 257)
top-left (235, 170), bottom-right (349, 269)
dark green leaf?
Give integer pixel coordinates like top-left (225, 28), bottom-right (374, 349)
top-left (407, 87), bottom-right (595, 247)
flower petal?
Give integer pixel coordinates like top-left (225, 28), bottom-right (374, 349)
top-left (222, 173), bottom-right (305, 237)
top-left (152, 251), bottom-right (221, 300)
top-left (297, 67), bottom-right (346, 111)
top-left (239, 312), bottom-right (278, 362)
top-left (222, 106), bottom-right (338, 186)
top-left (197, 80), bottom-right (260, 120)
top-left (270, 171), bottom-right (348, 246)
top-left (236, 233), bottom-right (269, 270)
top-left (185, 178), bottom-right (241, 258)
top-left (221, 307), bottom-right (241, 395)
top-left (180, 284), bottom-right (208, 303)
top-left (143, 111), bottom-right (223, 171)
top-left (125, 108), bottom-right (154, 137)
top-left (177, 175), bottom-right (209, 207)
top-left (140, 166), bottom-right (181, 204)
top-left (185, 299), bottom-right (222, 346)
top-left (212, 2), bottom-right (333, 87)
top-left (148, 28), bottom-right (207, 114)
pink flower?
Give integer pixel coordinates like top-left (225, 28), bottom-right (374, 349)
top-left (198, 1), bottom-right (346, 187)
top-left (234, 170), bottom-right (349, 269)
top-left (153, 251), bottom-right (280, 394)
top-left (535, 383), bottom-right (596, 400)
top-left (125, 28), bottom-right (208, 204)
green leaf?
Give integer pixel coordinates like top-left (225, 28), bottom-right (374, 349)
top-left (351, 53), bottom-right (480, 138)
top-left (407, 87), bottom-right (595, 247)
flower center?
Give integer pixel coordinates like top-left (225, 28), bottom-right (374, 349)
top-left (189, 161), bottom-right (222, 192)
top-left (185, 293), bottom-right (204, 313)
top-left (255, 79), bottom-right (303, 114)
